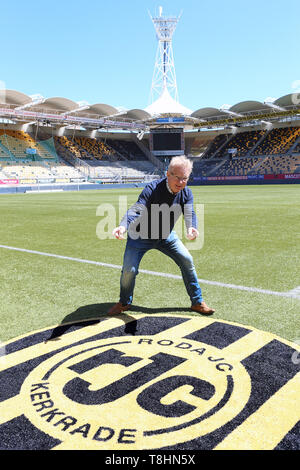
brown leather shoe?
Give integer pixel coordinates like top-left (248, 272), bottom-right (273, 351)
top-left (107, 302), bottom-right (131, 315)
top-left (191, 301), bottom-right (215, 315)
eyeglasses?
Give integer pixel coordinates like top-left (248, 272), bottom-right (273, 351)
top-left (170, 172), bottom-right (189, 183)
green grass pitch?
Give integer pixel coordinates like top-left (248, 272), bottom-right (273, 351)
top-left (0, 184), bottom-right (299, 344)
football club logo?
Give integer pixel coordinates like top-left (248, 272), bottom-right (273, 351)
top-left (0, 314), bottom-right (299, 450)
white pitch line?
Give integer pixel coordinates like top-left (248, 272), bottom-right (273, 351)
top-left (0, 244), bottom-right (299, 300)
top-left (286, 286), bottom-right (300, 297)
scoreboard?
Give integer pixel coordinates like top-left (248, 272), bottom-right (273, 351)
top-left (150, 128), bottom-right (184, 156)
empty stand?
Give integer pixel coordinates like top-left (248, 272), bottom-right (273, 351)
top-left (252, 154), bottom-right (300, 174)
top-left (1, 126), bottom-right (300, 185)
top-left (210, 157), bottom-right (263, 176)
top-left (202, 134), bottom-right (229, 159)
top-left (55, 134), bottom-right (159, 181)
top-left (74, 136), bottom-right (112, 159)
top-left (252, 127), bottom-right (300, 156)
top-left (106, 139), bottom-right (145, 161)
top-left (191, 127), bottom-right (300, 178)
top-left (0, 131), bottom-right (84, 182)
top-left (214, 130), bottom-right (266, 158)
top-left (86, 160), bottom-right (159, 182)
top-left (0, 130), bottom-right (57, 160)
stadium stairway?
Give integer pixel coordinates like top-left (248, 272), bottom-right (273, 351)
top-left (132, 134), bottom-right (165, 172)
top-left (247, 156), bottom-right (268, 175)
top-left (287, 135), bottom-right (300, 154)
top-left (294, 164), bottom-right (300, 173)
top-left (247, 130), bottom-right (270, 157)
top-left (201, 134), bottom-right (227, 159)
top-left (205, 157), bottom-right (228, 176)
top-left (0, 140), bottom-right (15, 160)
top-left (0, 162), bottom-right (11, 178)
top-left (212, 134), bottom-right (236, 159)
top-left (53, 139), bottom-right (89, 179)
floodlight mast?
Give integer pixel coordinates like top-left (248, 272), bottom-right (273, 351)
top-left (149, 7), bottom-right (182, 103)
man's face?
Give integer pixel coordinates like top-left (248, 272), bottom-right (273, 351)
top-left (167, 165), bottom-right (190, 193)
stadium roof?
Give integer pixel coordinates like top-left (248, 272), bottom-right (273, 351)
top-left (191, 107), bottom-right (228, 119)
top-left (31, 97), bottom-right (79, 112)
top-left (113, 108), bottom-right (151, 121)
top-left (192, 101), bottom-right (278, 120)
top-left (1, 89), bottom-right (300, 130)
top-left (0, 90), bottom-right (32, 106)
top-left (274, 93), bottom-right (299, 107)
top-left (83, 104), bottom-right (119, 116)
top-left (229, 100), bottom-right (271, 113)
top-left (145, 87), bottom-right (192, 116)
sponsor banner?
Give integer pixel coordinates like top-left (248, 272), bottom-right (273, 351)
top-left (156, 117), bottom-right (185, 123)
top-left (0, 179), bottom-right (19, 184)
top-left (247, 175), bottom-right (264, 180)
top-left (20, 179), bottom-right (37, 184)
top-left (225, 176), bottom-right (247, 180)
top-left (55, 178), bottom-right (69, 183)
top-left (207, 176), bottom-right (247, 181)
top-left (264, 174), bottom-right (285, 179)
top-left (207, 176), bottom-right (226, 181)
top-left (207, 173), bottom-right (300, 181)
top-left (39, 178), bottom-right (55, 184)
top-left (194, 174), bottom-right (299, 182)
top-left (26, 148), bottom-right (37, 155)
top-left (284, 173), bottom-right (300, 179)
top-left (264, 173), bottom-right (300, 180)
top-left (152, 150), bottom-right (184, 156)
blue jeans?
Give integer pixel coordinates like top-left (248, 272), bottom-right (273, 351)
top-left (119, 231), bottom-right (203, 306)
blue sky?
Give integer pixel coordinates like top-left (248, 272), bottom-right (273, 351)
top-left (1, 0), bottom-right (300, 112)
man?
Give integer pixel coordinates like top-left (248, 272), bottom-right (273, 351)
top-left (108, 155), bottom-right (215, 315)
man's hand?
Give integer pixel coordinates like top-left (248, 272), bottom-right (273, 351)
top-left (187, 227), bottom-right (199, 240)
top-left (112, 225), bottom-right (126, 240)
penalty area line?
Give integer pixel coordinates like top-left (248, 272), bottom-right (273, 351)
top-left (0, 244), bottom-right (299, 300)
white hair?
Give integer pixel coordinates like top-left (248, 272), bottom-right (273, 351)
top-left (168, 155), bottom-right (193, 174)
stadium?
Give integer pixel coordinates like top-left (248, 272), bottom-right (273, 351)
top-left (0, 4), bottom-right (299, 454)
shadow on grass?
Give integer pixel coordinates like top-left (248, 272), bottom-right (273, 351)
top-left (45, 302), bottom-right (191, 341)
